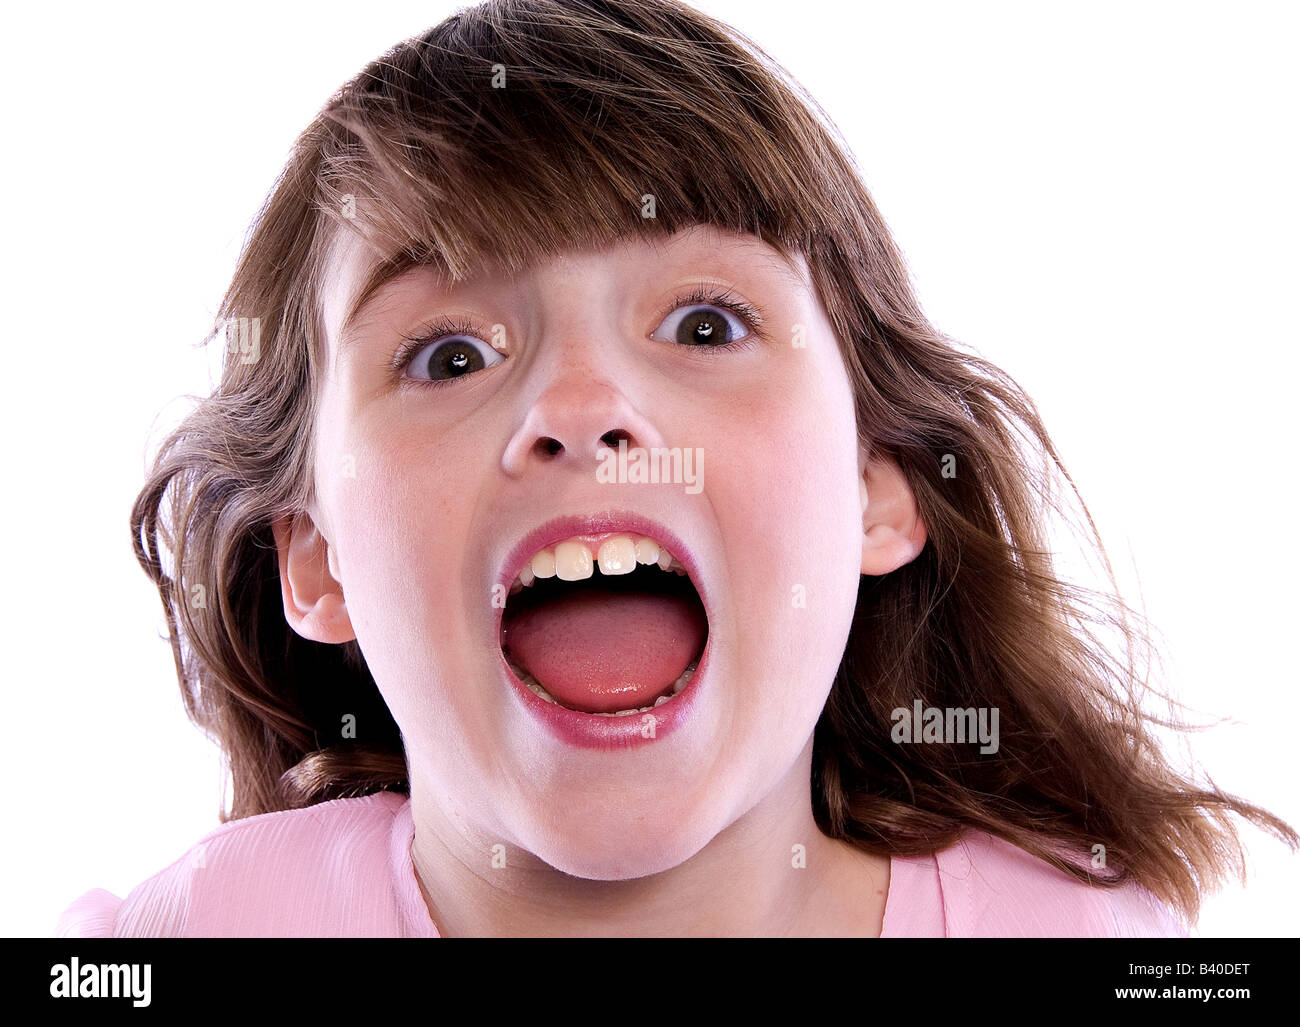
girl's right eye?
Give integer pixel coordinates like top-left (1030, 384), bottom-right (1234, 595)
top-left (396, 317), bottom-right (506, 387)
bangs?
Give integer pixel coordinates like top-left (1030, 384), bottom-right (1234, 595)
top-left (308, 0), bottom-right (849, 303)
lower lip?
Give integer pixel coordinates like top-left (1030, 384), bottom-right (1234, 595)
top-left (498, 640), bottom-right (710, 750)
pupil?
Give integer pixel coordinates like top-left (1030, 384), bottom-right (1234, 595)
top-left (680, 310), bottom-right (725, 345)
top-left (432, 341), bottom-right (484, 378)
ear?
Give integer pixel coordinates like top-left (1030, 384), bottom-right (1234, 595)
top-left (858, 445), bottom-right (927, 576)
top-left (271, 511), bottom-right (355, 644)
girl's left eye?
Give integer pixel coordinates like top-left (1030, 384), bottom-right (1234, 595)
top-left (650, 287), bottom-right (763, 349)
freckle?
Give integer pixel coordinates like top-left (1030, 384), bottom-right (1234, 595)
top-left (876, 890), bottom-right (883, 895)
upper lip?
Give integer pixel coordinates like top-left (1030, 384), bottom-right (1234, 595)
top-left (494, 510), bottom-right (711, 637)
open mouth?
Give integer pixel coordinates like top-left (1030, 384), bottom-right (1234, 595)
top-left (500, 534), bottom-right (709, 717)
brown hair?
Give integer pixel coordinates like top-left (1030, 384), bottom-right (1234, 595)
top-left (131, 0), bottom-right (1295, 923)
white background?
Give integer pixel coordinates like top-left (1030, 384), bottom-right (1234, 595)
top-left (2, 0), bottom-right (1295, 936)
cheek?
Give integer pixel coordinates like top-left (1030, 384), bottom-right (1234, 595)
top-left (316, 402), bottom-right (489, 712)
top-left (716, 351), bottom-right (862, 572)
top-left (321, 395), bottom-right (479, 571)
top-left (703, 356), bottom-right (862, 709)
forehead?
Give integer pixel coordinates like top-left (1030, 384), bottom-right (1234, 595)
top-left (318, 223), bottom-right (808, 358)
top-left (319, 229), bottom-right (390, 357)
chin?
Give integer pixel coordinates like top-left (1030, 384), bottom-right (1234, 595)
top-left (521, 799), bottom-right (719, 881)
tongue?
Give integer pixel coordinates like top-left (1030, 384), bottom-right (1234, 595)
top-left (503, 588), bottom-right (707, 713)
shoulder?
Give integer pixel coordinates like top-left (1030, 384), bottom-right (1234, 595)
top-left (929, 829), bottom-right (1189, 937)
top-left (56, 790), bottom-right (410, 937)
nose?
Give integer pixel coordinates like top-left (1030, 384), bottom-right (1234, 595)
top-left (500, 368), bottom-right (667, 478)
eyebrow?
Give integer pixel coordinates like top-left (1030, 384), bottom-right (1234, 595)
top-left (336, 251), bottom-right (427, 362)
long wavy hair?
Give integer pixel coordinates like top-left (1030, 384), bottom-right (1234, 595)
top-left (131, 0), bottom-right (1295, 923)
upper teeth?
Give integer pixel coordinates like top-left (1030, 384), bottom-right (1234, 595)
top-left (510, 534), bottom-right (687, 593)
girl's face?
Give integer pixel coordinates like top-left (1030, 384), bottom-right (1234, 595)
top-left (296, 223), bottom-right (890, 878)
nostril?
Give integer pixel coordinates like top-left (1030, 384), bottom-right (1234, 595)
top-left (600, 429), bottom-right (631, 448)
top-left (536, 437), bottom-right (563, 457)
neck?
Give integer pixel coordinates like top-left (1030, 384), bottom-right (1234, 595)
top-left (408, 739), bottom-right (889, 937)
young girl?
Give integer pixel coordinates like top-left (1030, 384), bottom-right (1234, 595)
top-left (58, 0), bottom-right (1295, 937)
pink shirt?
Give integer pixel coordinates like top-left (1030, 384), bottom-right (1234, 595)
top-left (56, 790), bottom-right (1187, 937)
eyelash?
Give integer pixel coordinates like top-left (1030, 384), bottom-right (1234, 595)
top-left (389, 286), bottom-right (765, 391)
top-left (391, 316), bottom-right (483, 392)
